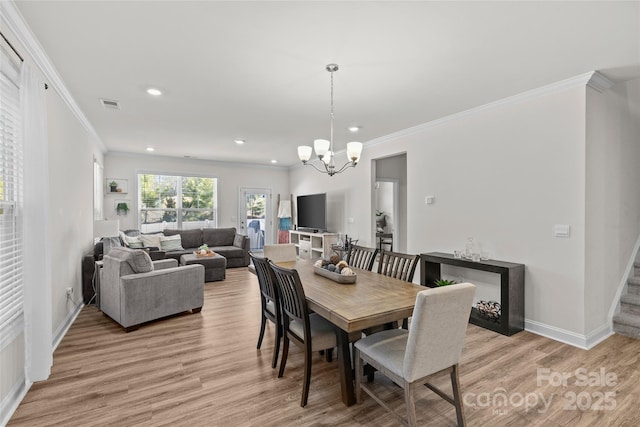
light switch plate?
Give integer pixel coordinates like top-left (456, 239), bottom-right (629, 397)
top-left (554, 224), bottom-right (571, 237)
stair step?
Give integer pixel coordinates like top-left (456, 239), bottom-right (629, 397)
top-left (621, 293), bottom-right (640, 305)
top-left (621, 294), bottom-right (640, 316)
top-left (613, 312), bottom-right (640, 338)
top-left (628, 277), bottom-right (640, 294)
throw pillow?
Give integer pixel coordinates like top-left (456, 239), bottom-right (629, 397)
top-left (160, 234), bottom-right (184, 251)
top-left (140, 233), bottom-right (163, 249)
top-left (128, 249), bottom-right (154, 273)
top-left (121, 232), bottom-right (144, 249)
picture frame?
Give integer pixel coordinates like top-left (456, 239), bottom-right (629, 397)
top-left (106, 178), bottom-right (128, 194)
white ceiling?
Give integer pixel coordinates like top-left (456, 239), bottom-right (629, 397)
top-left (14, 1), bottom-right (640, 167)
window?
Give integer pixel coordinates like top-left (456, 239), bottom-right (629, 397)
top-left (0, 54), bottom-right (23, 344)
top-left (138, 173), bottom-right (217, 233)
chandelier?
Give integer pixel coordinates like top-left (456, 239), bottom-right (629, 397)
top-left (297, 64), bottom-right (363, 176)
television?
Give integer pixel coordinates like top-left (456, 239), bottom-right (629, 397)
top-left (296, 193), bottom-right (327, 232)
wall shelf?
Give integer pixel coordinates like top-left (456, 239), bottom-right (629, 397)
top-left (420, 252), bottom-right (525, 336)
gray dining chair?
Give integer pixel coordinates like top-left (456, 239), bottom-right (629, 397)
top-left (269, 261), bottom-right (337, 407)
top-left (354, 283), bottom-right (476, 427)
top-left (250, 253), bottom-right (282, 369)
top-left (346, 244), bottom-right (378, 271)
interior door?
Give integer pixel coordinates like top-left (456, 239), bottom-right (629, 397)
top-left (238, 187), bottom-right (272, 251)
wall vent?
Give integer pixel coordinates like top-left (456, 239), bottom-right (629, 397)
top-left (99, 98), bottom-right (120, 110)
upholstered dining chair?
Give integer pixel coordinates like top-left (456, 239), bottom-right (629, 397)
top-left (354, 283), bottom-right (476, 427)
top-left (264, 243), bottom-right (297, 263)
top-left (250, 253), bottom-right (282, 369)
top-left (346, 244), bottom-right (378, 271)
top-left (269, 261), bottom-right (338, 407)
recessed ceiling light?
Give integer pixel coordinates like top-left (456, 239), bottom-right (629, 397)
top-left (146, 147), bottom-right (155, 152)
top-left (348, 125), bottom-right (360, 133)
top-left (146, 88), bottom-right (162, 96)
top-left (234, 139), bottom-right (245, 145)
top-left (271, 159), bottom-right (277, 164)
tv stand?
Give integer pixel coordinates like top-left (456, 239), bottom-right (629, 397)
top-left (289, 230), bottom-right (337, 260)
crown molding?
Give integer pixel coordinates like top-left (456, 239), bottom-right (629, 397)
top-left (586, 70), bottom-right (615, 93)
top-left (0, 1), bottom-right (106, 153)
top-left (365, 71), bottom-right (612, 149)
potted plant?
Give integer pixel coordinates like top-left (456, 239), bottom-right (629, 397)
top-left (434, 279), bottom-right (457, 287)
top-left (116, 202), bottom-right (129, 215)
top-left (109, 181), bottom-right (118, 192)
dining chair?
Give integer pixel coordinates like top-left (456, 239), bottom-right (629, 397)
top-left (354, 283), bottom-right (476, 427)
top-left (378, 250), bottom-right (420, 329)
top-left (346, 244), bottom-right (378, 271)
top-left (377, 250), bottom-right (420, 282)
top-left (249, 253), bottom-right (282, 369)
top-left (264, 243), bottom-right (297, 262)
top-left (269, 261), bottom-right (338, 407)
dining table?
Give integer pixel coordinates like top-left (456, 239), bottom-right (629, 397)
top-left (276, 259), bottom-right (425, 406)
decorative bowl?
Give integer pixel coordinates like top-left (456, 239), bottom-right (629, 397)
top-left (313, 266), bottom-right (357, 284)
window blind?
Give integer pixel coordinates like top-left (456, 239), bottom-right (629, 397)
top-left (0, 66), bottom-right (24, 338)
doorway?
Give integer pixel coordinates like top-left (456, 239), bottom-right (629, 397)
top-left (372, 153), bottom-right (407, 253)
top-left (238, 187), bottom-right (272, 251)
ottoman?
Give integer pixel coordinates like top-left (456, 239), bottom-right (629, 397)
top-left (180, 253), bottom-right (226, 282)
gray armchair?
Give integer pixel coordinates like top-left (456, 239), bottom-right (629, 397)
top-left (101, 247), bottom-right (205, 332)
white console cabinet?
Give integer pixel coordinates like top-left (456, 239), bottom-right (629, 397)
top-left (289, 230), bottom-right (337, 260)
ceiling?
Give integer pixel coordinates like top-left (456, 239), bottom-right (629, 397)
top-left (13, 1), bottom-right (640, 167)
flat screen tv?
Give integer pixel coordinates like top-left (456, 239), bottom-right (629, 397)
top-left (296, 193), bottom-right (327, 232)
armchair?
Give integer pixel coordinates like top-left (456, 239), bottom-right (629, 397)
top-left (101, 247), bottom-right (205, 332)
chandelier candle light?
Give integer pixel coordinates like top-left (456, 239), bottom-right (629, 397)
top-left (298, 64), bottom-right (363, 176)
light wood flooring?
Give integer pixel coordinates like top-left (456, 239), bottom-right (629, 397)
top-left (8, 268), bottom-right (640, 426)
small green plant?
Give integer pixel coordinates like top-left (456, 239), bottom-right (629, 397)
top-left (434, 279), bottom-right (456, 287)
top-left (115, 202), bottom-right (129, 215)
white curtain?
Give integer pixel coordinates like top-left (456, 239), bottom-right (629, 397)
top-left (20, 63), bottom-right (52, 382)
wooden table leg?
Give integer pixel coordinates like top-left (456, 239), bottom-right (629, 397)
top-left (336, 328), bottom-right (356, 406)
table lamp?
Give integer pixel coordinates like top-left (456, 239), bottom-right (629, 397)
top-left (94, 220), bottom-right (120, 255)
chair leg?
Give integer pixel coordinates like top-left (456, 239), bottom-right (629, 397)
top-left (271, 322), bottom-right (282, 369)
top-left (401, 318), bottom-right (408, 329)
top-left (278, 337), bottom-right (289, 378)
top-left (354, 348), bottom-right (362, 403)
top-left (404, 382), bottom-right (417, 427)
top-left (257, 314), bottom-right (266, 349)
top-left (301, 346), bottom-right (312, 407)
top-left (451, 364), bottom-right (466, 427)
top-left (326, 348), bottom-right (333, 362)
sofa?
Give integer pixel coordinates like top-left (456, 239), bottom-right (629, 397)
top-left (101, 247), bottom-right (205, 331)
top-left (82, 227), bottom-right (249, 303)
top-left (160, 228), bottom-right (250, 267)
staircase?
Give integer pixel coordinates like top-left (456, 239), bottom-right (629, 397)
top-left (613, 257), bottom-right (640, 338)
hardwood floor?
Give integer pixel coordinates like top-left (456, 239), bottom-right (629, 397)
top-left (8, 268), bottom-right (640, 426)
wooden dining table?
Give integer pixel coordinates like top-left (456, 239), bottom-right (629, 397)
top-left (276, 259), bottom-right (425, 406)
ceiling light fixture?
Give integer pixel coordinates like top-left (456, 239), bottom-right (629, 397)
top-left (234, 139), bottom-right (245, 145)
top-left (146, 88), bottom-right (162, 96)
top-left (297, 64), bottom-right (362, 177)
top-left (348, 125), bottom-right (360, 133)
top-left (271, 159), bottom-right (278, 164)
top-left (146, 147), bottom-right (155, 152)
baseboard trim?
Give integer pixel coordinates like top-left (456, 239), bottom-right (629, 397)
top-left (0, 375), bottom-right (32, 427)
top-left (53, 302), bottom-right (84, 352)
top-left (525, 319), bottom-right (613, 350)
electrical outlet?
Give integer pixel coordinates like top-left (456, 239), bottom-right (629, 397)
top-left (66, 287), bottom-right (73, 296)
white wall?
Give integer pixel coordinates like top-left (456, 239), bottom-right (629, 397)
top-left (585, 78), bottom-right (640, 334)
top-left (103, 153), bottom-right (290, 243)
top-left (0, 8), bottom-right (104, 422)
top-left (291, 81), bottom-right (589, 337)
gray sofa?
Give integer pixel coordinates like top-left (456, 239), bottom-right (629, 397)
top-left (162, 227), bottom-right (250, 267)
top-left (101, 247), bottom-right (205, 331)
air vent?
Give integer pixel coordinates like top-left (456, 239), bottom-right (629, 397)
top-left (99, 98), bottom-right (120, 110)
